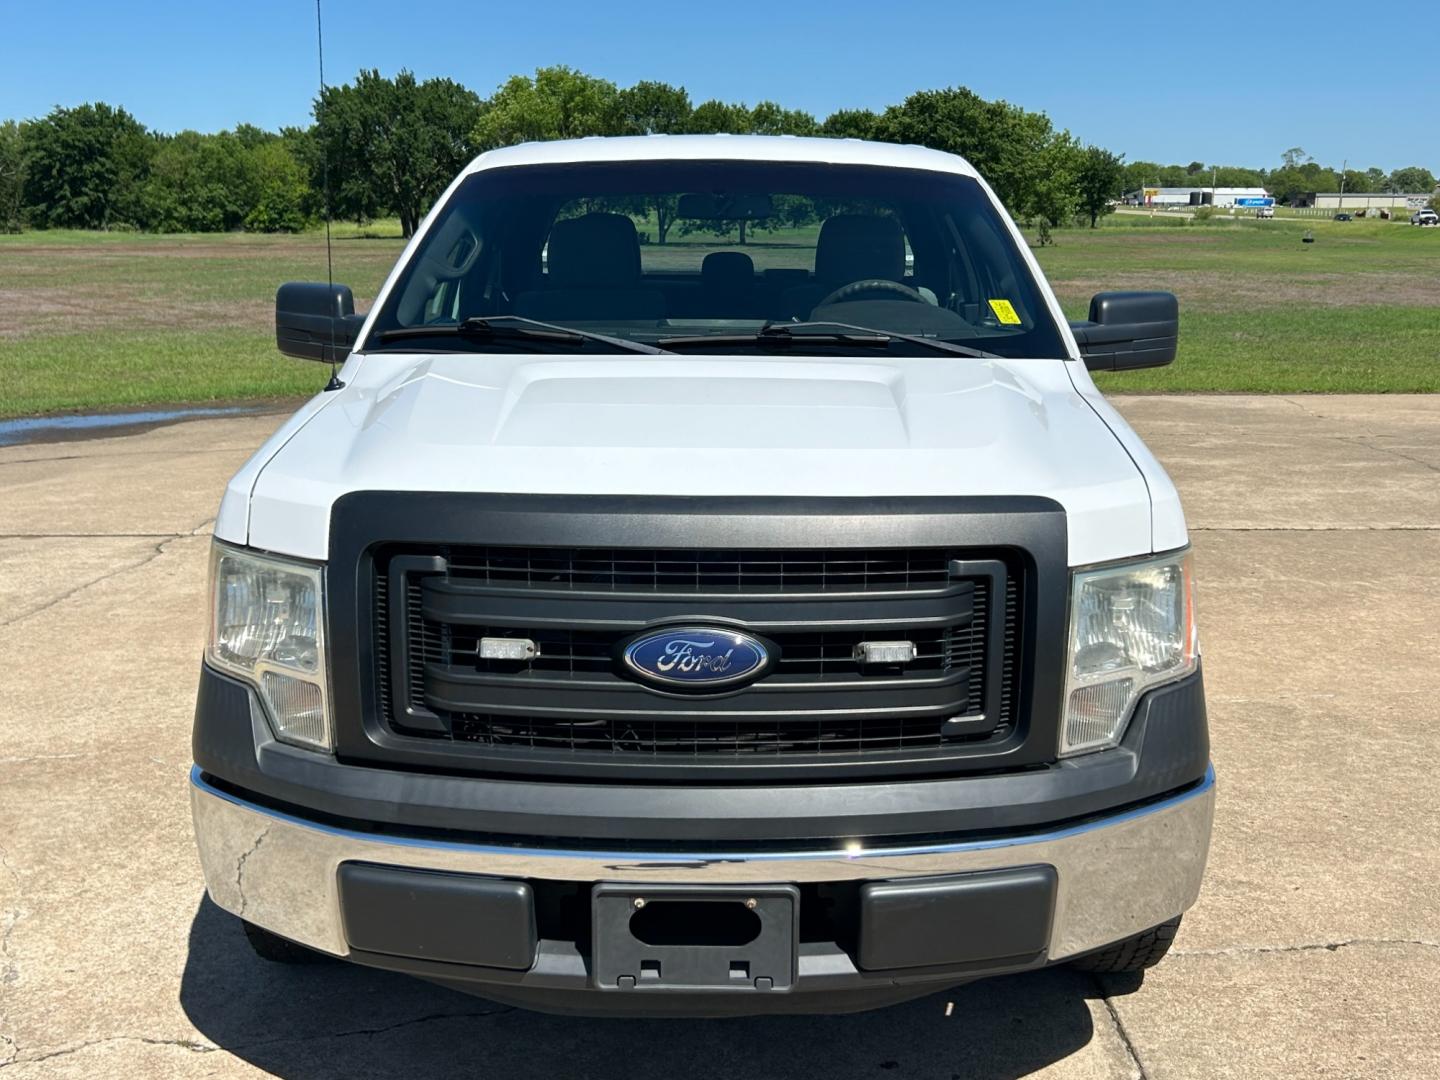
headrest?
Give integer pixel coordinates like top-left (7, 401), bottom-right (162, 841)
top-left (815, 214), bottom-right (906, 284)
top-left (546, 213), bottom-right (642, 287)
top-left (701, 251), bottom-right (755, 290)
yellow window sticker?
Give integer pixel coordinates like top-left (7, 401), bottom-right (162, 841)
top-left (988, 299), bottom-right (1022, 325)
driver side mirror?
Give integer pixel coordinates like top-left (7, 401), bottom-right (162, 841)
top-left (1069, 291), bottom-right (1178, 371)
top-left (276, 282), bottom-right (366, 363)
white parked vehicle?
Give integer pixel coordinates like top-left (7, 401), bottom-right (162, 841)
top-left (191, 136), bottom-right (1212, 1016)
top-left (1412, 208), bottom-right (1439, 226)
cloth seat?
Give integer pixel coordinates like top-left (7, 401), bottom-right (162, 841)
top-left (514, 213), bottom-right (665, 322)
top-left (699, 251), bottom-right (760, 316)
top-left (779, 214), bottom-right (907, 319)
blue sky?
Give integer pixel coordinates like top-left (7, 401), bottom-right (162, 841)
top-left (2, 0), bottom-right (1435, 172)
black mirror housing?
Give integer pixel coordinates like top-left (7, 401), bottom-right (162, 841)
top-left (1070, 291), bottom-right (1179, 372)
top-left (276, 282), bottom-right (366, 363)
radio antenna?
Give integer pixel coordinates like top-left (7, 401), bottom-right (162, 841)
top-left (315, 0), bottom-right (342, 390)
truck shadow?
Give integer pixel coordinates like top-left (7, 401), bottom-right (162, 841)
top-left (180, 897), bottom-right (1129, 1079)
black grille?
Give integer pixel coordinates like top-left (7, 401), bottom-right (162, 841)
top-left (447, 713), bottom-right (977, 756)
top-left (443, 546), bottom-right (957, 592)
top-left (372, 544), bottom-right (1023, 780)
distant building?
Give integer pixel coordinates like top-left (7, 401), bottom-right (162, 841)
top-left (1121, 186), bottom-right (1271, 208)
top-left (1292, 192), bottom-right (1433, 210)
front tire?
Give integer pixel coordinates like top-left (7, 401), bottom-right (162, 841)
top-left (1070, 916), bottom-right (1181, 974)
top-left (241, 919), bottom-right (333, 964)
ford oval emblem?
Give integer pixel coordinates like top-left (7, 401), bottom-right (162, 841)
top-left (621, 626), bottom-right (773, 690)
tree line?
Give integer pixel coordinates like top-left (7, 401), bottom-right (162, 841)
top-left (1, 67), bottom-right (1434, 240)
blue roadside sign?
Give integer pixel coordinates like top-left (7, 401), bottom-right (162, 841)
top-left (1235, 197), bottom-right (1275, 207)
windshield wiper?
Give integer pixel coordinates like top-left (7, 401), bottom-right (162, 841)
top-left (372, 316), bottom-right (671, 355)
top-left (659, 321), bottom-right (998, 359)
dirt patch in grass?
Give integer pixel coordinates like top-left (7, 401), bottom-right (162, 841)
top-left (0, 233), bottom-right (396, 339)
top-left (0, 284), bottom-right (279, 339)
top-left (1049, 270), bottom-right (1440, 312)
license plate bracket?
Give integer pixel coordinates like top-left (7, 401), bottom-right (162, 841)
top-left (591, 883), bottom-right (798, 992)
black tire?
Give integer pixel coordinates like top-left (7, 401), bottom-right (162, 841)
top-left (1070, 916), bottom-right (1181, 974)
top-left (241, 919), bottom-right (333, 964)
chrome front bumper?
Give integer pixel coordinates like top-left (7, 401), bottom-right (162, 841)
top-left (190, 765), bottom-right (1214, 963)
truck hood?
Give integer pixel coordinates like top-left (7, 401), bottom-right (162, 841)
top-left (223, 353), bottom-right (1161, 564)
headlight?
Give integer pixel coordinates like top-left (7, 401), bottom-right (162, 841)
top-left (206, 542), bottom-right (331, 751)
top-left (1061, 549), bottom-right (1197, 757)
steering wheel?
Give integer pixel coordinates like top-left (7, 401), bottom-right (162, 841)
top-left (815, 278), bottom-right (927, 308)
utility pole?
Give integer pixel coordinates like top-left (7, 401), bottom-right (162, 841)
top-left (1339, 158), bottom-right (1347, 208)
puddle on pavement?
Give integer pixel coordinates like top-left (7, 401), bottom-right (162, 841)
top-left (0, 405), bottom-right (265, 447)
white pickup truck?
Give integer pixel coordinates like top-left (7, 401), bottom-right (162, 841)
top-left (191, 135), bottom-right (1212, 1016)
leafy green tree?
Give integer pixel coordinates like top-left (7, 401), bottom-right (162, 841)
top-left (0, 120), bottom-right (25, 232)
top-left (876, 86), bottom-right (1078, 236)
top-left (1338, 168), bottom-right (1375, 194)
top-left (820, 109), bottom-right (881, 141)
top-left (140, 131), bottom-right (252, 232)
top-left (1280, 146), bottom-right (1309, 169)
top-left (232, 123), bottom-right (276, 150)
top-left (1029, 134), bottom-right (1082, 243)
top-left (1210, 165), bottom-right (1266, 188)
top-left (1388, 166), bottom-right (1436, 193)
top-left (21, 102), bottom-right (153, 228)
top-left (244, 140), bottom-right (311, 232)
top-left (1075, 146), bottom-right (1125, 227)
top-left (748, 101), bottom-right (818, 136)
top-left (1268, 161), bottom-right (1338, 204)
top-left (319, 69), bottom-right (482, 236)
top-left (687, 99), bottom-right (752, 134)
top-left (1121, 161), bottom-right (1160, 196)
top-left (618, 81), bottom-right (691, 134)
top-left (473, 66), bottom-right (622, 148)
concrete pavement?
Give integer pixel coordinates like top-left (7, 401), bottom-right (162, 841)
top-left (1, 395), bottom-right (1437, 1078)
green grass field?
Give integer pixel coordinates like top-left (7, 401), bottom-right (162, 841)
top-left (2, 213), bottom-right (1437, 418)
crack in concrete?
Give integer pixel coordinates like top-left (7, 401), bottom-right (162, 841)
top-left (1094, 981), bottom-right (1150, 1080)
top-left (1280, 396), bottom-right (1332, 422)
top-left (0, 1036), bottom-right (217, 1069)
top-left (0, 447), bottom-right (256, 468)
top-left (1337, 434), bottom-right (1440, 476)
top-left (0, 519), bottom-right (211, 630)
top-left (0, 753), bottom-right (88, 766)
top-left (0, 532), bottom-right (190, 540)
top-left (1173, 937), bottom-right (1440, 958)
top-left (0, 845), bottom-right (23, 990)
top-left (1272, 397), bottom-right (1440, 482)
top-left (0, 1007), bottom-right (516, 1069)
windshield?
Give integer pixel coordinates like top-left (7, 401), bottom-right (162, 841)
top-left (365, 160), bottom-right (1067, 359)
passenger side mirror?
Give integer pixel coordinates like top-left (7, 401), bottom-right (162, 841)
top-left (276, 282), bottom-right (366, 363)
top-left (1069, 291), bottom-right (1178, 371)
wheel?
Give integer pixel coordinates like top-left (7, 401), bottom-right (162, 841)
top-left (241, 919), bottom-right (333, 964)
top-left (1070, 916), bottom-right (1181, 974)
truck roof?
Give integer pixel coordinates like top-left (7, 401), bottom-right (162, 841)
top-left (462, 134), bottom-right (981, 180)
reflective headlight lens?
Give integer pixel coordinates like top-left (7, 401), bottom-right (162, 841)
top-left (1061, 550), bottom-right (1197, 757)
top-left (207, 543), bottom-right (331, 751)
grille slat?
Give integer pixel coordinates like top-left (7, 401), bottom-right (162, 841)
top-left (375, 545), bottom-right (1022, 773)
top-left (443, 546), bottom-right (956, 592)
